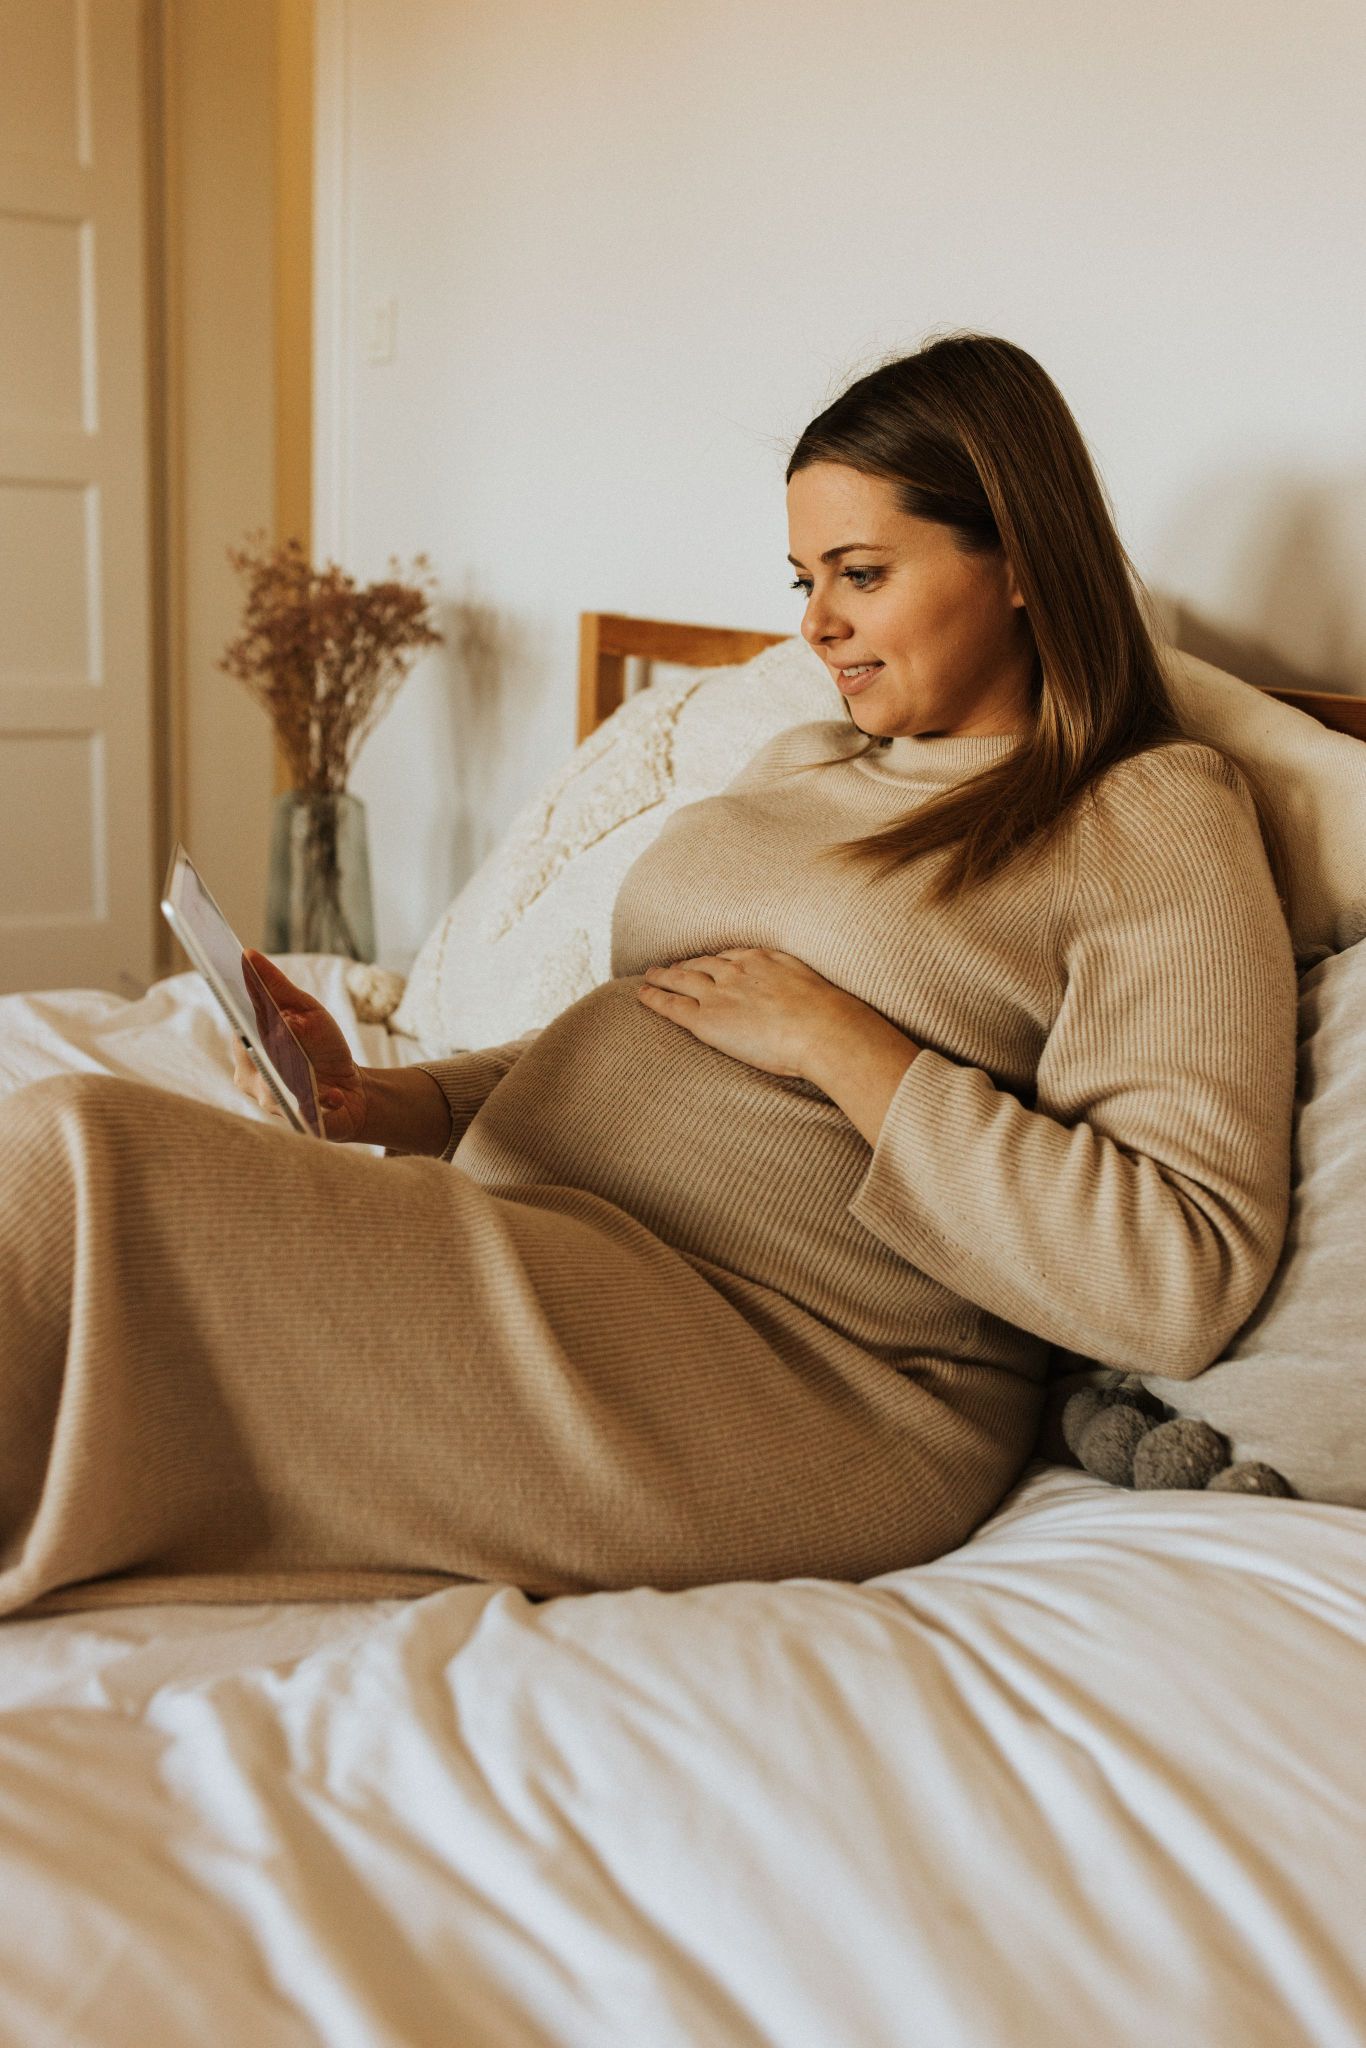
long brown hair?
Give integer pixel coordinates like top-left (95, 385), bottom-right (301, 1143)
top-left (782, 331), bottom-right (1290, 910)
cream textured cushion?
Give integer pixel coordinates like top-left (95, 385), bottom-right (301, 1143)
top-left (391, 636), bottom-right (841, 1053)
top-left (1135, 936), bottom-right (1366, 1506)
top-left (391, 635), bottom-right (1366, 1054)
top-left (1162, 652), bottom-right (1366, 958)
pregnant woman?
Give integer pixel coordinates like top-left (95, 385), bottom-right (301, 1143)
top-left (0, 332), bottom-right (1297, 1619)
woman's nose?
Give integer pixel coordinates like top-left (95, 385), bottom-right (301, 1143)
top-left (800, 588), bottom-right (849, 648)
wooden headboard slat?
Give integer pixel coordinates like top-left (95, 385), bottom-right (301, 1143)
top-left (1259, 687), bottom-right (1366, 744)
top-left (577, 614), bottom-right (787, 742)
top-left (576, 612), bottom-right (1366, 748)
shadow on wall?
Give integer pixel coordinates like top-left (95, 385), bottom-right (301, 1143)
top-left (421, 584), bottom-right (548, 913)
top-left (1154, 464), bottom-right (1366, 701)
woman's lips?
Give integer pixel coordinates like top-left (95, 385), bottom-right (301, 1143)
top-left (836, 663), bottom-right (884, 695)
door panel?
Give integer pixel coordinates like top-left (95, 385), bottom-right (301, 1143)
top-left (0, 0), bottom-right (156, 995)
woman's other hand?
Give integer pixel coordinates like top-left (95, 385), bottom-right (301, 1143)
top-left (230, 950), bottom-right (371, 1142)
top-left (636, 948), bottom-right (859, 1080)
top-left (231, 1041), bottom-right (290, 1123)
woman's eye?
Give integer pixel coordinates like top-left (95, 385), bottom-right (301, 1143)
top-left (788, 568), bottom-right (880, 595)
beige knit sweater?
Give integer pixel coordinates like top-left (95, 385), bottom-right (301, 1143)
top-left (0, 719), bottom-right (1300, 1618)
top-left (419, 722), bottom-right (1299, 1391)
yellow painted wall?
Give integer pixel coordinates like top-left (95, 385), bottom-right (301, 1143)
top-left (153, 0), bottom-right (310, 968)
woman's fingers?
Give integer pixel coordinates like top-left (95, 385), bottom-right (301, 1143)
top-left (243, 948), bottom-right (316, 1015)
top-left (231, 1044), bottom-right (276, 1112)
top-left (235, 958), bottom-right (361, 1115)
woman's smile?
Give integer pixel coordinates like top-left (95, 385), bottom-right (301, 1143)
top-left (835, 662), bottom-right (884, 694)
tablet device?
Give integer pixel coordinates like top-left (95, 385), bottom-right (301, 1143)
top-left (160, 843), bottom-right (326, 1139)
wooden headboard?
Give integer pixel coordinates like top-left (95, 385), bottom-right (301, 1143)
top-left (577, 613), bottom-right (789, 742)
top-left (576, 611), bottom-right (1366, 747)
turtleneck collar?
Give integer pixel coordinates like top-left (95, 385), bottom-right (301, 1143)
top-left (852, 730), bottom-right (1022, 786)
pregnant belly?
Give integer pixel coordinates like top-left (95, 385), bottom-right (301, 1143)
top-left (452, 976), bottom-right (875, 1300)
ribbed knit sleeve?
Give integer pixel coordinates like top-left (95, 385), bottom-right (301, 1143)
top-left (405, 1031), bottom-right (544, 1164)
top-left (846, 743), bottom-right (1298, 1379)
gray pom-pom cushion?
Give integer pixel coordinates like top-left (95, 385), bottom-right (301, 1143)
top-left (1134, 934), bottom-right (1366, 1507)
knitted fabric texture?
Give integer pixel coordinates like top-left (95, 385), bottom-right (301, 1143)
top-left (0, 721), bottom-right (1296, 1616)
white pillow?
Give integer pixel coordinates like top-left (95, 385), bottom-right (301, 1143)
top-left (391, 637), bottom-right (1366, 1054)
top-left (1162, 651), bottom-right (1366, 958)
top-left (1137, 937), bottom-right (1366, 1506)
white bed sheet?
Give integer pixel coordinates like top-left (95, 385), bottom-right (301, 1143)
top-left (1, 967), bottom-right (1363, 2047)
top-left (0, 1470), bottom-right (1362, 2047)
top-left (0, 953), bottom-right (428, 1141)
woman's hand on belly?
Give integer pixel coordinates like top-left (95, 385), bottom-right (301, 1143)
top-left (637, 948), bottom-right (870, 1082)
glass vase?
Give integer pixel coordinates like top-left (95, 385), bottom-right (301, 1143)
top-left (265, 790), bottom-right (376, 962)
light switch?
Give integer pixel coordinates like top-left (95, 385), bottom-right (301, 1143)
top-left (364, 298), bottom-right (397, 364)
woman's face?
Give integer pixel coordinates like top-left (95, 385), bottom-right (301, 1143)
top-left (786, 462), bottom-right (1036, 740)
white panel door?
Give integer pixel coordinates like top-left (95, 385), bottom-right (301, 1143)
top-left (0, 0), bottom-right (156, 995)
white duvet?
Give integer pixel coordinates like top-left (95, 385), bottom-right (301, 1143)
top-left (0, 952), bottom-right (427, 1130)
top-left (1, 965), bottom-right (1363, 2048)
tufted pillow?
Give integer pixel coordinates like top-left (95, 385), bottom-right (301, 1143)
top-left (391, 636), bottom-right (841, 1053)
top-left (1132, 934), bottom-right (1366, 1506)
top-left (391, 633), bottom-right (1366, 1053)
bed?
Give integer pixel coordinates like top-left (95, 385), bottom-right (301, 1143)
top-left (0, 617), bottom-right (1363, 2048)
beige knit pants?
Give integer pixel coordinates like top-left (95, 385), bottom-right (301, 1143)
top-left (0, 1074), bottom-right (1036, 1618)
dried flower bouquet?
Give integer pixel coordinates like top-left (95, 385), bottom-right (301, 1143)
top-left (218, 534), bottom-right (444, 958)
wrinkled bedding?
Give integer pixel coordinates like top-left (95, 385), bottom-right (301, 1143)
top-left (0, 965), bottom-right (1362, 2047)
top-left (0, 953), bottom-right (427, 1139)
top-left (0, 1470), bottom-right (1361, 2047)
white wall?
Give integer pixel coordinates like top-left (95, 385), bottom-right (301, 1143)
top-left (320, 0), bottom-right (1366, 975)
